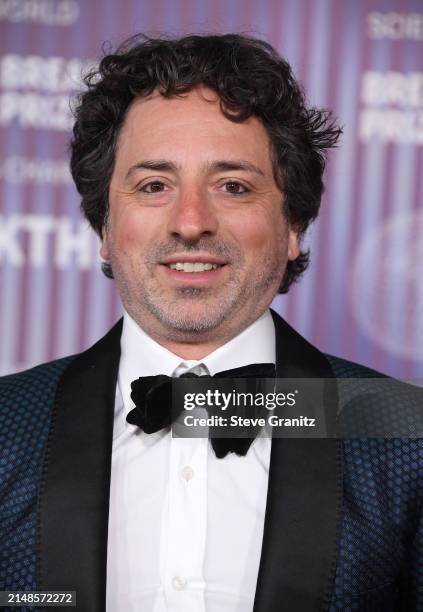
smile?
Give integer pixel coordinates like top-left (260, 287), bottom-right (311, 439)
top-left (167, 262), bottom-right (223, 272)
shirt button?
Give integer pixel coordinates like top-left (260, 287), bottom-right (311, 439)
top-left (181, 465), bottom-right (195, 482)
top-left (172, 576), bottom-right (188, 591)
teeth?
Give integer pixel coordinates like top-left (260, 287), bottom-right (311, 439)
top-left (168, 262), bottom-right (220, 272)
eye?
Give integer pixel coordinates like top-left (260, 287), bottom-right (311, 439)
top-left (140, 181), bottom-right (167, 193)
top-left (222, 181), bottom-right (250, 195)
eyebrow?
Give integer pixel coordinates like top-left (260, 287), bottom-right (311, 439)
top-left (210, 160), bottom-right (265, 176)
top-left (125, 159), bottom-right (265, 180)
top-left (125, 160), bottom-right (177, 180)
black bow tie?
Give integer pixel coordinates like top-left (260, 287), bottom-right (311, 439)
top-left (127, 363), bottom-right (276, 458)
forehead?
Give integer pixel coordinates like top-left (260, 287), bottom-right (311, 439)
top-left (113, 86), bottom-right (274, 173)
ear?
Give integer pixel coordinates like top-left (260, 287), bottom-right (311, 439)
top-left (287, 227), bottom-right (300, 261)
top-left (100, 227), bottom-right (110, 261)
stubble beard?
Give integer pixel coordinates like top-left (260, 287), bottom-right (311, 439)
top-left (116, 262), bottom-right (248, 339)
top-left (140, 278), bottom-right (246, 336)
top-left (110, 237), bottom-right (287, 342)
top-left (113, 261), bottom-right (286, 344)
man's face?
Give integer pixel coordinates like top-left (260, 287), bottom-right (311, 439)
top-left (101, 86), bottom-right (299, 349)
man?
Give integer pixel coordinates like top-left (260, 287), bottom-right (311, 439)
top-left (1, 33), bottom-right (422, 612)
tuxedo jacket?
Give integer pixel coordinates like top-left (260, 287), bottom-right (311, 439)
top-left (1, 311), bottom-right (423, 612)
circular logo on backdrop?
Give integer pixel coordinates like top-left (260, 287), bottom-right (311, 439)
top-left (350, 210), bottom-right (423, 361)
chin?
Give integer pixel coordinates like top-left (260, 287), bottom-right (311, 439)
top-left (165, 313), bottom-right (224, 334)
top-left (154, 305), bottom-right (228, 336)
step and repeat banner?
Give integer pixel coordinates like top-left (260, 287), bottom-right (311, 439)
top-left (0, 0), bottom-right (422, 379)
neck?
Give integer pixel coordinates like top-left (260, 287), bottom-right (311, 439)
top-left (124, 305), bottom-right (271, 360)
top-left (147, 336), bottom-right (226, 360)
top-left (127, 311), bottom-right (264, 360)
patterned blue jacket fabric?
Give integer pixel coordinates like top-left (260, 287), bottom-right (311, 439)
top-left (0, 357), bottom-right (74, 608)
top-left (0, 325), bottom-right (422, 611)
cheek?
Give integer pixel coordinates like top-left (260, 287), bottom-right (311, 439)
top-left (234, 212), bottom-right (287, 258)
top-left (112, 208), bottom-right (156, 251)
top-left (119, 224), bottom-right (142, 249)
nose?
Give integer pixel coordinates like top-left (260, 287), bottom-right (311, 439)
top-left (167, 187), bottom-right (219, 242)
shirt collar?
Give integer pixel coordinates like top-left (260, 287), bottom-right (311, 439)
top-left (116, 309), bottom-right (276, 436)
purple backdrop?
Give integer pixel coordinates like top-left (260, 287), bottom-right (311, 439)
top-left (1, 0), bottom-right (422, 380)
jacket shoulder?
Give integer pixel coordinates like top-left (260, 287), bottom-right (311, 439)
top-left (0, 316), bottom-right (123, 409)
top-left (325, 354), bottom-right (423, 438)
top-left (0, 356), bottom-right (76, 404)
top-left (0, 356), bottom-right (78, 444)
top-left (324, 354), bottom-right (387, 379)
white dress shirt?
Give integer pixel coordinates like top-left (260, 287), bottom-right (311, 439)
top-left (106, 310), bottom-right (275, 612)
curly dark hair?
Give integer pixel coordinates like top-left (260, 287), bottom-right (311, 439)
top-left (70, 33), bottom-right (341, 293)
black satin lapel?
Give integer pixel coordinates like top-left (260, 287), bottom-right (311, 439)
top-left (253, 311), bottom-right (342, 612)
top-left (39, 320), bottom-right (122, 612)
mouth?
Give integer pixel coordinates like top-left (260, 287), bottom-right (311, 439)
top-left (165, 261), bottom-right (224, 273)
top-left (161, 254), bottom-right (227, 271)
top-left (159, 255), bottom-right (228, 282)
